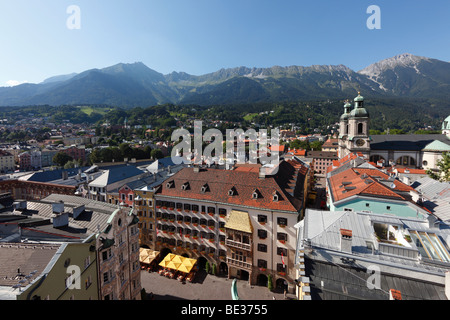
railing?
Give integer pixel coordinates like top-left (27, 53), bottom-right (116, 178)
top-left (226, 257), bottom-right (252, 270)
top-left (225, 239), bottom-right (251, 251)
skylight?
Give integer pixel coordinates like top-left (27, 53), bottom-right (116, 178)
top-left (409, 231), bottom-right (450, 263)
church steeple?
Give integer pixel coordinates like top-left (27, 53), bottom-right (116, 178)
top-left (338, 92), bottom-right (371, 159)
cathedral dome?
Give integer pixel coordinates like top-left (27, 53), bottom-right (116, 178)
top-left (349, 92), bottom-right (369, 118)
top-left (354, 93), bottom-right (364, 102)
top-left (349, 107), bottom-right (369, 118)
top-left (340, 102), bottom-right (352, 120)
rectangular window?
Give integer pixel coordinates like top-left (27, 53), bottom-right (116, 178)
top-left (258, 215), bottom-right (267, 223)
top-left (257, 259), bottom-right (267, 269)
top-left (277, 233), bottom-right (287, 241)
top-left (277, 263), bottom-right (286, 272)
top-left (277, 217), bottom-right (287, 226)
top-left (257, 243), bottom-right (267, 252)
top-left (277, 247), bottom-right (287, 256)
top-left (257, 229), bottom-right (267, 239)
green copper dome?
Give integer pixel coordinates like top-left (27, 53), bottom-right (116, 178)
top-left (340, 101), bottom-right (352, 120)
top-left (354, 93), bottom-right (364, 102)
top-left (349, 107), bottom-right (369, 117)
top-left (349, 93), bottom-right (369, 118)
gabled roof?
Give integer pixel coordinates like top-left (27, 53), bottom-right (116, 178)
top-left (328, 166), bottom-right (416, 203)
top-left (155, 160), bottom-right (308, 213)
top-left (89, 166), bottom-right (145, 187)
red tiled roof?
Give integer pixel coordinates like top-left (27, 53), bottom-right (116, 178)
top-left (328, 166), bottom-right (414, 203)
top-left (155, 160), bottom-right (307, 213)
top-left (269, 145), bottom-right (286, 153)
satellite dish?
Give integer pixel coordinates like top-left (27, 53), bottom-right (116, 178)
top-left (390, 183), bottom-right (396, 189)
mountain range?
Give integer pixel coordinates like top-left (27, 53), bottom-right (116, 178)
top-left (1, 53), bottom-right (449, 107)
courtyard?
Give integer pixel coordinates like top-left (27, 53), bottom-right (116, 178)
top-left (140, 269), bottom-right (295, 300)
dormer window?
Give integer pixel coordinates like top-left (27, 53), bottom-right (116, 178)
top-left (228, 186), bottom-right (237, 196)
top-left (181, 182), bottom-right (190, 191)
top-left (201, 184), bottom-right (209, 193)
top-left (273, 191), bottom-right (280, 202)
top-left (166, 180), bottom-right (174, 189)
top-left (252, 189), bottom-right (261, 199)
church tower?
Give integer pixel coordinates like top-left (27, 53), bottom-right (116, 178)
top-left (338, 100), bottom-right (352, 158)
top-left (338, 93), bottom-right (371, 158)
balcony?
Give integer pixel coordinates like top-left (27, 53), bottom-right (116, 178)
top-left (225, 239), bottom-right (251, 251)
top-left (226, 257), bottom-right (252, 270)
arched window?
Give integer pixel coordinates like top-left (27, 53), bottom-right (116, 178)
top-left (396, 156), bottom-right (416, 167)
top-left (358, 123), bottom-right (364, 135)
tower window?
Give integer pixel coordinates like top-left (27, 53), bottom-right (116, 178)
top-left (358, 123), bottom-right (364, 135)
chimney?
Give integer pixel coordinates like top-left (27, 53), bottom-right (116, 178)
top-left (72, 205), bottom-right (85, 220)
top-left (259, 167), bottom-right (266, 179)
top-left (52, 201), bottom-right (64, 214)
top-left (340, 229), bottom-right (353, 253)
top-left (13, 200), bottom-right (27, 211)
top-left (446, 271), bottom-right (450, 300)
top-left (52, 200), bottom-right (68, 228)
top-left (389, 289), bottom-right (402, 300)
top-left (62, 171), bottom-right (68, 180)
top-left (53, 211), bottom-right (69, 228)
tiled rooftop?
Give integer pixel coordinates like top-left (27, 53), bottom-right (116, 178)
top-left (155, 160), bottom-right (308, 213)
top-left (0, 243), bottom-right (60, 287)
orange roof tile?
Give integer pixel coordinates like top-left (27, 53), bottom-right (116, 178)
top-left (155, 161), bottom-right (308, 213)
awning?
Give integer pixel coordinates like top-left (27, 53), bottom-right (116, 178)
top-left (157, 253), bottom-right (197, 273)
top-left (139, 248), bottom-right (160, 264)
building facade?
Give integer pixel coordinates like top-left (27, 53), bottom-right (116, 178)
top-left (0, 150), bottom-right (15, 173)
top-left (152, 160), bottom-right (309, 292)
top-left (2, 194), bottom-right (141, 300)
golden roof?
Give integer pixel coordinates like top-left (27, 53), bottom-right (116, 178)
top-left (225, 210), bottom-right (253, 233)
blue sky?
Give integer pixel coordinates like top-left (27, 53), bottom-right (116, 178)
top-left (0, 0), bottom-right (449, 86)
